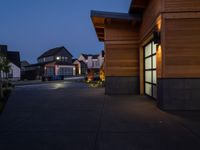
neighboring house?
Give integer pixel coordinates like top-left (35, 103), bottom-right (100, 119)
top-left (25, 46), bottom-right (75, 80)
top-left (72, 59), bottom-right (87, 75)
top-left (78, 51), bottom-right (104, 71)
top-left (0, 45), bottom-right (21, 81)
top-left (21, 60), bottom-right (30, 80)
top-left (21, 60), bottom-right (30, 72)
top-left (7, 51), bottom-right (21, 80)
top-left (91, 0), bottom-right (200, 110)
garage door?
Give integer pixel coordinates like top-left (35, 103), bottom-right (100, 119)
top-left (144, 41), bottom-right (157, 99)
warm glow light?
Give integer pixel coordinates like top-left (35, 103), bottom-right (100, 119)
top-left (157, 17), bottom-right (162, 31)
top-left (158, 45), bottom-right (161, 51)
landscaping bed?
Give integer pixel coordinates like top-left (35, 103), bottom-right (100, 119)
top-left (87, 80), bottom-right (105, 88)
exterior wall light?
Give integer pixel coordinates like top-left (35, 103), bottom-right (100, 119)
top-left (56, 56), bottom-right (60, 60)
top-left (153, 29), bottom-right (161, 45)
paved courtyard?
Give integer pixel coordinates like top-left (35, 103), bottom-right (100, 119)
top-left (0, 81), bottom-right (200, 150)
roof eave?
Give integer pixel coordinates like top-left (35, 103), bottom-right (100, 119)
top-left (91, 10), bottom-right (141, 42)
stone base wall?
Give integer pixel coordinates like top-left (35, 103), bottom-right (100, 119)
top-left (105, 76), bottom-right (139, 95)
top-left (157, 78), bottom-right (200, 110)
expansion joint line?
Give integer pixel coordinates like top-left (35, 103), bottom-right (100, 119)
top-left (93, 95), bottom-right (106, 150)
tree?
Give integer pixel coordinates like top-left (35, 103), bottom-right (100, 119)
top-left (0, 52), bottom-right (11, 98)
top-left (3, 59), bottom-right (11, 88)
top-left (0, 52), bottom-right (6, 98)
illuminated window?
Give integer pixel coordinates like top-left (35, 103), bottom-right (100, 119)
top-left (144, 41), bottom-right (157, 99)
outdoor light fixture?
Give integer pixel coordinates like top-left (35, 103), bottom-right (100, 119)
top-left (153, 28), bottom-right (161, 45)
top-left (56, 56), bottom-right (60, 60)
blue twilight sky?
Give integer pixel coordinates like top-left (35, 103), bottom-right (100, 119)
top-left (0, 0), bottom-right (131, 63)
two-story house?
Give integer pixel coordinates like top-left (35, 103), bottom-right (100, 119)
top-left (72, 59), bottom-right (87, 75)
top-left (25, 46), bottom-right (75, 80)
top-left (78, 51), bottom-right (104, 72)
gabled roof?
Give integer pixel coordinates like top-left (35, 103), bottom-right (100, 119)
top-left (79, 60), bottom-right (87, 66)
top-left (38, 46), bottom-right (73, 59)
top-left (7, 51), bottom-right (21, 68)
top-left (72, 58), bottom-right (77, 63)
top-left (81, 54), bottom-right (89, 59)
top-left (91, 54), bottom-right (99, 59)
top-left (73, 59), bottom-right (87, 66)
top-left (81, 53), bottom-right (99, 60)
top-left (21, 60), bottom-right (30, 67)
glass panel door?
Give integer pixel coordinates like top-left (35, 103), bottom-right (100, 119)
top-left (144, 41), bottom-right (157, 99)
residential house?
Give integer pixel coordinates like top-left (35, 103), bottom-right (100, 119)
top-left (91, 0), bottom-right (200, 110)
top-left (21, 60), bottom-right (30, 80)
top-left (0, 45), bottom-right (21, 81)
top-left (21, 60), bottom-right (30, 72)
top-left (78, 51), bottom-right (104, 72)
top-left (73, 59), bottom-right (87, 75)
top-left (25, 46), bottom-right (75, 80)
top-left (7, 51), bottom-right (21, 80)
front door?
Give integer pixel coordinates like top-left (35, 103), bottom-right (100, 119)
top-left (144, 41), bottom-right (157, 99)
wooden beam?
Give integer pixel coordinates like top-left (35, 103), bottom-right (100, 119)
top-left (94, 23), bottom-right (104, 29)
top-left (97, 33), bottom-right (104, 37)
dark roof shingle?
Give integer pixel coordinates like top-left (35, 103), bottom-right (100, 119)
top-left (81, 54), bottom-right (99, 59)
top-left (7, 51), bottom-right (21, 68)
top-left (38, 46), bottom-right (73, 59)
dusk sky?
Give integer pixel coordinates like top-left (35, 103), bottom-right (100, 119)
top-left (0, 0), bottom-right (131, 63)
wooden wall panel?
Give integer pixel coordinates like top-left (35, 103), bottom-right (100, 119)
top-left (104, 22), bottom-right (139, 77)
top-left (139, 0), bottom-right (162, 41)
top-left (163, 0), bottom-right (200, 12)
top-left (105, 22), bottom-right (139, 41)
top-left (164, 18), bottom-right (200, 77)
top-left (105, 43), bottom-right (139, 76)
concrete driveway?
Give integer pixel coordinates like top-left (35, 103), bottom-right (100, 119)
top-left (0, 81), bottom-right (200, 150)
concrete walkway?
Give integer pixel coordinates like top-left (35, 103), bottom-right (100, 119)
top-left (0, 82), bottom-right (200, 150)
